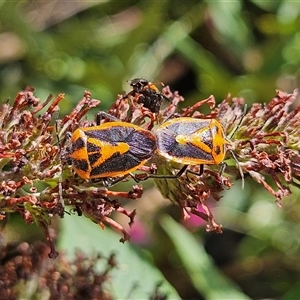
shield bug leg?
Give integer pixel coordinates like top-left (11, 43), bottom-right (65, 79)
top-left (183, 164), bottom-right (228, 186)
top-left (102, 174), bottom-right (131, 187)
top-left (228, 149), bottom-right (245, 189)
top-left (219, 161), bottom-right (227, 180)
top-left (187, 163), bottom-right (230, 187)
top-left (185, 165), bottom-right (204, 182)
top-left (96, 111), bottom-right (121, 125)
top-left (105, 171), bottom-right (157, 186)
top-left (172, 165), bottom-right (190, 178)
top-left (133, 165), bottom-right (190, 182)
top-left (203, 162), bottom-right (230, 187)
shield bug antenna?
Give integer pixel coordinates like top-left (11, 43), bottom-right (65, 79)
top-left (223, 104), bottom-right (247, 189)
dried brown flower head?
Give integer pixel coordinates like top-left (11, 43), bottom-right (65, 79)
top-left (1, 82), bottom-right (299, 253)
top-left (0, 236), bottom-right (115, 300)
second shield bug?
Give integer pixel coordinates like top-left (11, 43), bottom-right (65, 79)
top-left (135, 116), bottom-right (244, 187)
top-left (69, 121), bottom-right (157, 182)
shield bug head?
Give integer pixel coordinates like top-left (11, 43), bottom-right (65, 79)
top-left (69, 121), bottom-right (157, 181)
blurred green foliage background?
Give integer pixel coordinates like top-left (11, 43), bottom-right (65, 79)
top-left (2, 0), bottom-right (300, 299)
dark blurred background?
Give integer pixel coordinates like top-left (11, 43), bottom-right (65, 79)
top-left (1, 1), bottom-right (300, 299)
top-left (2, 1), bottom-right (300, 110)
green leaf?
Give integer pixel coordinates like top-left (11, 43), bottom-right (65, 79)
top-left (281, 282), bottom-right (300, 300)
top-left (58, 214), bottom-right (181, 300)
top-left (160, 215), bottom-right (251, 300)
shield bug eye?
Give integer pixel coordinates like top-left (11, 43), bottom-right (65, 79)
top-left (69, 121), bottom-right (157, 184)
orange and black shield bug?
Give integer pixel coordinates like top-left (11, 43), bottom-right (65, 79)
top-left (155, 117), bottom-right (229, 165)
top-left (127, 78), bottom-right (167, 113)
top-left (69, 122), bottom-right (157, 181)
top-left (135, 116), bottom-right (244, 187)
